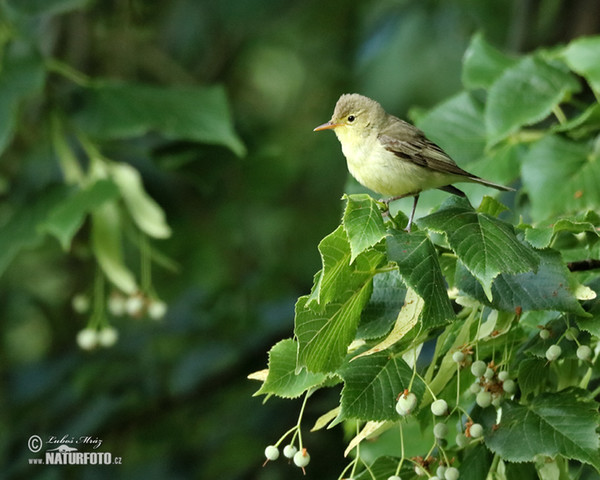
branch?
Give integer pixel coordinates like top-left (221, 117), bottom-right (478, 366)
top-left (567, 259), bottom-right (600, 272)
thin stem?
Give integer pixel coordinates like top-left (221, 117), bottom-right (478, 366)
top-left (45, 58), bottom-right (92, 87)
top-left (296, 389), bottom-right (312, 450)
top-left (552, 104), bottom-right (567, 125)
top-left (394, 423), bottom-right (405, 475)
top-left (90, 267), bottom-right (106, 328)
top-left (140, 233), bottom-right (152, 292)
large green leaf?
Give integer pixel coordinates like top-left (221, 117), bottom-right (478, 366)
top-left (522, 135), bottom-right (599, 222)
top-left (308, 225), bottom-right (385, 310)
top-left (455, 249), bottom-right (588, 316)
top-left (560, 35), bottom-right (600, 94)
top-left (295, 284), bottom-right (372, 373)
top-left (337, 353), bottom-right (425, 422)
top-left (386, 230), bottom-right (455, 329)
top-left (255, 339), bottom-right (327, 399)
top-left (462, 33), bottom-right (517, 90)
top-left (74, 82), bottom-right (246, 156)
top-left (517, 358), bottom-right (551, 399)
top-left (40, 179), bottom-right (120, 250)
top-left (357, 270), bottom-right (406, 340)
top-left (485, 56), bottom-right (580, 144)
top-left (459, 443), bottom-right (493, 480)
top-left (342, 194), bottom-right (386, 263)
top-left (483, 390), bottom-right (600, 470)
top-left (419, 196), bottom-right (540, 300)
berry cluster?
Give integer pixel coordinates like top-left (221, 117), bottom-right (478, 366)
top-left (468, 360), bottom-right (516, 408)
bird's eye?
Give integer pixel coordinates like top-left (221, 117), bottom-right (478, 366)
top-left (347, 115), bottom-right (355, 123)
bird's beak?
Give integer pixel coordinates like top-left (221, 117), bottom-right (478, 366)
top-left (313, 121), bottom-right (341, 132)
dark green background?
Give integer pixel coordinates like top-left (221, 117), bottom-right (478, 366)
top-left (1, 1), bottom-right (598, 478)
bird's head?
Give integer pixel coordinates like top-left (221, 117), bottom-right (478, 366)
top-left (313, 93), bottom-right (386, 143)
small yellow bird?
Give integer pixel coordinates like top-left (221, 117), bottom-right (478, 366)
top-left (314, 93), bottom-right (513, 231)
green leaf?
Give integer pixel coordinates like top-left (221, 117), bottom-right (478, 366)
top-left (455, 249), bottom-right (589, 316)
top-left (522, 135), bottom-right (599, 222)
top-left (358, 270), bottom-right (406, 340)
top-left (308, 225), bottom-right (385, 309)
top-left (295, 280), bottom-right (373, 373)
top-left (484, 390), bottom-right (600, 470)
top-left (517, 358), bottom-right (550, 399)
top-left (477, 195), bottom-right (508, 217)
top-left (337, 353), bottom-right (425, 422)
top-left (386, 230), bottom-right (455, 329)
top-left (91, 202), bottom-right (137, 294)
top-left (255, 339), bottom-right (327, 398)
top-left (560, 35), bottom-right (600, 94)
top-left (0, 51), bottom-right (45, 156)
top-left (462, 33), bottom-right (518, 90)
top-left (523, 215), bottom-right (600, 249)
top-left (109, 162), bottom-right (171, 239)
top-left (485, 56), bottom-right (580, 144)
top-left (342, 194), bottom-right (386, 263)
top-left (416, 91), bottom-right (486, 165)
top-left (354, 288), bottom-right (423, 359)
top-left (74, 82), bottom-right (246, 156)
top-left (40, 179), bottom-right (120, 250)
top-left (419, 196), bottom-right (540, 300)
top-left (459, 443), bottom-right (493, 480)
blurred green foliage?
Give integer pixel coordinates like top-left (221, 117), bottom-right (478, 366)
top-left (0, 0), bottom-right (598, 479)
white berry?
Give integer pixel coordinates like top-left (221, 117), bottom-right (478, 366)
top-left (108, 293), bottom-right (126, 316)
top-left (97, 326), bottom-right (118, 347)
top-left (125, 295), bottom-right (145, 316)
top-left (76, 328), bottom-right (98, 350)
top-left (283, 444), bottom-right (297, 458)
top-left (545, 344), bottom-right (562, 361)
top-left (577, 345), bottom-right (592, 361)
top-left (387, 476), bottom-right (402, 480)
top-left (469, 382), bottom-right (482, 394)
top-left (445, 466), bottom-right (460, 480)
top-left (71, 294), bottom-right (90, 314)
top-left (469, 423), bottom-right (483, 438)
top-left (497, 371), bottom-right (509, 382)
top-left (452, 351), bottom-right (465, 363)
top-left (148, 299), bottom-right (167, 320)
top-left (396, 392), bottom-right (417, 416)
top-left (502, 379), bottom-right (516, 394)
top-left (484, 367), bottom-right (495, 379)
top-left (539, 329), bottom-right (550, 340)
top-left (471, 360), bottom-right (486, 377)
top-left (476, 391), bottom-right (492, 408)
top-left (264, 445), bottom-right (279, 461)
top-left (437, 466), bottom-right (447, 477)
top-left (565, 327), bottom-right (578, 341)
top-left (431, 399), bottom-right (448, 416)
top-left (293, 450), bottom-right (310, 468)
top-left (433, 422), bottom-right (448, 439)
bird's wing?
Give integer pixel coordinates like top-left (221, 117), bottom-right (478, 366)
top-left (378, 117), bottom-right (474, 178)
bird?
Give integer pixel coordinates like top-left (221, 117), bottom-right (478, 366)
top-left (314, 93), bottom-right (513, 232)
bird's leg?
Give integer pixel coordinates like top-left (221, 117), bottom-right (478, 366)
top-left (404, 194), bottom-right (420, 233)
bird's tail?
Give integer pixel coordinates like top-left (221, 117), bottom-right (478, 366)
top-left (470, 176), bottom-right (514, 192)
